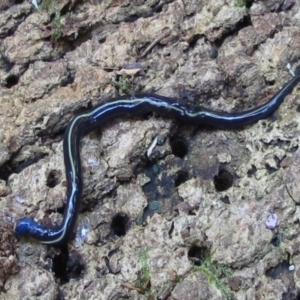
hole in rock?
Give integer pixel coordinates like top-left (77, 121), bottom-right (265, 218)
top-left (214, 169), bottom-right (233, 191)
top-left (46, 170), bottom-right (62, 188)
top-left (170, 137), bottom-right (188, 158)
top-left (188, 245), bottom-right (209, 266)
top-left (174, 170), bottom-right (189, 187)
top-left (111, 212), bottom-right (130, 236)
top-left (5, 74), bottom-right (19, 88)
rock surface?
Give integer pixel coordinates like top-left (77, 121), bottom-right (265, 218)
top-left (1, 0), bottom-right (300, 299)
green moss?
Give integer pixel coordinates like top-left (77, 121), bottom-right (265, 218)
top-left (193, 256), bottom-right (233, 299)
top-left (111, 76), bottom-right (134, 94)
top-left (51, 12), bottom-right (62, 40)
top-left (40, 0), bottom-right (63, 41)
top-left (234, 0), bottom-right (246, 7)
top-left (140, 247), bottom-right (150, 287)
top-left (40, 0), bottom-right (57, 14)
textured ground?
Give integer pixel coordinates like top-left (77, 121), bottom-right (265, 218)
top-left (1, 0), bottom-right (300, 299)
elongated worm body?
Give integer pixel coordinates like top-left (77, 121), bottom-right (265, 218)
top-left (15, 72), bottom-right (300, 246)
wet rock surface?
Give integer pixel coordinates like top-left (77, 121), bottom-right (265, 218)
top-left (1, 0), bottom-right (300, 299)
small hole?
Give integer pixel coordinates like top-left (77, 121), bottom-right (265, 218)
top-left (174, 170), bottom-right (189, 187)
top-left (5, 74), bottom-right (19, 88)
top-left (170, 137), bottom-right (188, 158)
top-left (210, 47), bottom-right (218, 59)
top-left (111, 213), bottom-right (130, 236)
top-left (188, 245), bottom-right (209, 266)
top-left (247, 165), bottom-right (257, 177)
top-left (61, 75), bottom-right (75, 87)
top-left (188, 210), bottom-right (196, 216)
top-left (214, 169), bottom-right (233, 191)
top-left (220, 195), bottom-right (230, 204)
top-left (270, 234), bottom-right (281, 247)
top-left (46, 170), bottom-right (62, 188)
top-left (265, 163), bottom-right (277, 174)
top-left (56, 204), bottom-right (65, 215)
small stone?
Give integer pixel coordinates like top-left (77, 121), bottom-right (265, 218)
top-left (266, 213), bottom-right (278, 229)
top-left (289, 265), bottom-right (295, 271)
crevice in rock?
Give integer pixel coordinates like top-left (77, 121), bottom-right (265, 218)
top-left (60, 68), bottom-right (75, 87)
top-left (50, 247), bottom-right (85, 284)
top-left (174, 170), bottom-right (189, 187)
top-left (0, 9), bottom-right (28, 38)
top-left (245, 0), bottom-right (255, 8)
top-left (187, 33), bottom-right (202, 49)
top-left (45, 203), bottom-right (65, 215)
top-left (270, 233), bottom-right (281, 247)
top-left (247, 165), bottom-right (257, 177)
top-left (214, 14), bottom-right (252, 49)
top-left (265, 260), bottom-right (290, 279)
top-left (168, 221), bottom-right (174, 238)
top-left (292, 291), bottom-right (300, 300)
top-left (277, 0), bottom-right (296, 12)
top-left (0, 151), bottom-right (48, 181)
top-left (0, 54), bottom-right (15, 72)
top-left (220, 195), bottom-right (230, 204)
top-left (151, 0), bottom-right (174, 13)
top-left (265, 163), bottom-right (277, 174)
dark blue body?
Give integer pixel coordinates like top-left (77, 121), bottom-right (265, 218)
top-left (15, 72), bottom-right (300, 246)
